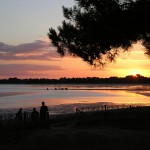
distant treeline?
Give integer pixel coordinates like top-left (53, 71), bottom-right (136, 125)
top-left (0, 74), bottom-right (150, 84)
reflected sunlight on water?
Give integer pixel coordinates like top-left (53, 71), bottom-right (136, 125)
top-left (0, 84), bottom-right (150, 113)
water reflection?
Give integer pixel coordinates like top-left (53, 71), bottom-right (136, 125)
top-left (0, 84), bottom-right (150, 113)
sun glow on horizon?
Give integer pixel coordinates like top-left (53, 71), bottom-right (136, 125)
top-left (130, 70), bottom-right (141, 76)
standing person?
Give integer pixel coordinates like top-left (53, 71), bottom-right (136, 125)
top-left (16, 108), bottom-right (23, 127)
top-left (31, 108), bottom-right (39, 123)
top-left (40, 102), bottom-right (49, 128)
top-left (31, 108), bottom-right (39, 128)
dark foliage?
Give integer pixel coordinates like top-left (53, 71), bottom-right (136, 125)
top-left (48, 0), bottom-right (150, 66)
top-left (0, 74), bottom-right (150, 84)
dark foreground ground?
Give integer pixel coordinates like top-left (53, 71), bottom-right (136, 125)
top-left (1, 107), bottom-right (150, 150)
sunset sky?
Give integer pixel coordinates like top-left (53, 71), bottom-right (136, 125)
top-left (0, 0), bottom-right (150, 79)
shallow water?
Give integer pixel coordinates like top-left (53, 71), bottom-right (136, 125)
top-left (0, 84), bottom-right (150, 114)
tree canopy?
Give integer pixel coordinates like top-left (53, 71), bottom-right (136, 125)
top-left (48, 0), bottom-right (150, 66)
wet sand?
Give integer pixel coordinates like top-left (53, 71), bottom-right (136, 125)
top-left (0, 92), bottom-right (35, 97)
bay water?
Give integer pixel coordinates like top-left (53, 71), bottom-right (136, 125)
top-left (0, 84), bottom-right (150, 114)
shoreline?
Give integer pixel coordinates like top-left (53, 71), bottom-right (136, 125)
top-left (1, 102), bottom-right (149, 114)
top-left (1, 84), bottom-right (150, 115)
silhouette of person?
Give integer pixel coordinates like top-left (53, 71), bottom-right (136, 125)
top-left (23, 111), bottom-right (27, 123)
top-left (16, 108), bottom-right (23, 126)
top-left (40, 102), bottom-right (48, 122)
top-left (40, 102), bottom-right (49, 128)
top-left (31, 108), bottom-right (39, 123)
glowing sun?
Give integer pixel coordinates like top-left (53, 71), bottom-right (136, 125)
top-left (130, 70), bottom-right (141, 77)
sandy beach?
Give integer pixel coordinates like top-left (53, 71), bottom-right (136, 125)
top-left (1, 107), bottom-right (150, 150)
top-left (1, 121), bottom-right (150, 150)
